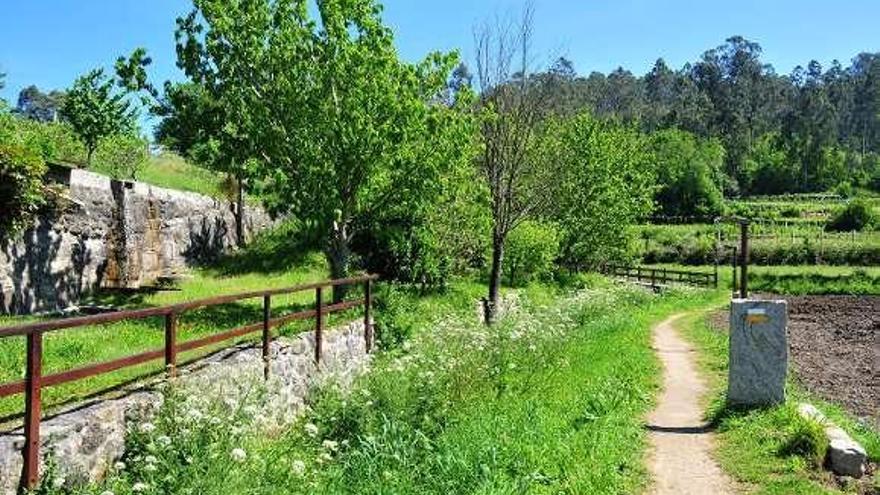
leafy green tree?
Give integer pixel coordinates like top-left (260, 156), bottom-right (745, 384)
top-left (15, 85), bottom-right (66, 122)
top-left (175, 0), bottom-right (473, 298)
top-left (504, 220), bottom-right (560, 286)
top-left (93, 133), bottom-right (149, 181)
top-left (545, 113), bottom-right (655, 269)
top-left (651, 129), bottom-right (725, 218)
top-left (60, 69), bottom-right (136, 165)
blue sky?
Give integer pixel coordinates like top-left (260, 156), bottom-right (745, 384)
top-left (1, 0), bottom-right (878, 115)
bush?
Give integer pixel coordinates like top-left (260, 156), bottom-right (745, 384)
top-left (779, 412), bottom-right (829, 468)
top-left (92, 133), bottom-right (149, 180)
top-left (0, 143), bottom-right (47, 236)
top-left (826, 199), bottom-right (876, 232)
top-left (504, 220), bottom-right (561, 286)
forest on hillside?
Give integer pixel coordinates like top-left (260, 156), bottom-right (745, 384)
top-left (524, 36), bottom-right (880, 198)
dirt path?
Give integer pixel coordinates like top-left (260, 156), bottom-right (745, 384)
top-left (646, 314), bottom-right (736, 495)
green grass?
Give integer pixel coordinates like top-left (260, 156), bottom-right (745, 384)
top-left (40, 280), bottom-right (722, 495)
top-left (134, 153), bottom-right (227, 199)
top-left (0, 251), bottom-right (337, 420)
top-left (644, 263), bottom-right (880, 295)
top-left (678, 310), bottom-right (880, 494)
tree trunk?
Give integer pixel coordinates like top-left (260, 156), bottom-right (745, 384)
top-left (327, 219), bottom-right (351, 303)
top-left (235, 175), bottom-right (246, 247)
top-left (86, 146), bottom-right (95, 167)
top-left (487, 233), bottom-right (504, 324)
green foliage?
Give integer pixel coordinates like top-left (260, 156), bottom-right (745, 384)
top-left (175, 0), bottom-right (475, 286)
top-left (546, 113), bottom-right (655, 269)
top-left (60, 68), bottom-right (136, 165)
top-left (33, 283), bottom-right (718, 495)
top-left (778, 413), bottom-right (829, 468)
top-left (0, 141), bottom-right (47, 235)
top-left (91, 133), bottom-right (149, 180)
top-left (503, 220), bottom-right (560, 286)
top-left (0, 106), bottom-right (50, 235)
top-left (826, 199), bottom-right (877, 232)
top-left (651, 128), bottom-right (725, 217)
top-left (682, 312), bottom-right (880, 494)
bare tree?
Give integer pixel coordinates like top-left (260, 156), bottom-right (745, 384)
top-left (474, 3), bottom-right (557, 322)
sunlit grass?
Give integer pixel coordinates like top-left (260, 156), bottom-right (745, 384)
top-left (678, 310), bottom-right (880, 494)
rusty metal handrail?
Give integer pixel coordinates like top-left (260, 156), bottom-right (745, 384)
top-left (0, 274), bottom-right (378, 491)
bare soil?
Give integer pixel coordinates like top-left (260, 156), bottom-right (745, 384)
top-left (709, 296), bottom-right (880, 427)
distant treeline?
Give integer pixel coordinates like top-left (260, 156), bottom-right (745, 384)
top-left (510, 36), bottom-right (880, 196)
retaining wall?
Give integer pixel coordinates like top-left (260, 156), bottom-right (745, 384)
top-left (0, 166), bottom-right (273, 315)
top-left (0, 320), bottom-right (371, 493)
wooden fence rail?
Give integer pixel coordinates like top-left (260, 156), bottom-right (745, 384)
top-left (604, 264), bottom-right (718, 289)
top-left (0, 274), bottom-right (378, 491)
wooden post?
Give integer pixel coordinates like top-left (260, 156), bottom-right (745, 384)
top-left (364, 279), bottom-right (373, 353)
top-left (164, 312), bottom-right (177, 378)
top-left (740, 221), bottom-right (749, 299)
top-left (262, 295), bottom-right (271, 380)
top-left (315, 287), bottom-right (323, 365)
top-left (21, 331), bottom-right (43, 491)
top-left (731, 246), bottom-right (738, 297)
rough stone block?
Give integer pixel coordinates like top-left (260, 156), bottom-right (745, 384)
top-left (728, 299), bottom-right (788, 406)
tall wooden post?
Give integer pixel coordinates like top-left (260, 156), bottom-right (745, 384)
top-left (315, 287), bottom-right (323, 365)
top-left (740, 221), bottom-right (749, 299)
top-left (21, 331), bottom-right (43, 491)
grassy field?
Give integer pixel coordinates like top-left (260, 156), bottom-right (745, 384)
top-left (134, 153), bottom-right (228, 199)
top-left (643, 263), bottom-right (880, 295)
top-left (36, 280), bottom-right (722, 495)
top-left (679, 310), bottom-right (880, 494)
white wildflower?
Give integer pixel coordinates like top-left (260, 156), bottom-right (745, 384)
top-left (156, 435), bottom-right (171, 447)
top-left (144, 455), bottom-right (158, 464)
top-left (113, 461), bottom-right (126, 471)
top-left (322, 439), bottom-right (339, 451)
top-left (304, 423), bottom-right (319, 438)
top-left (231, 448), bottom-right (247, 463)
top-left (100, 491), bottom-right (115, 495)
top-left (132, 482), bottom-right (149, 492)
top-left (138, 423), bottom-right (156, 434)
top-left (291, 459), bottom-right (306, 476)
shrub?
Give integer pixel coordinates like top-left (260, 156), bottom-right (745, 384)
top-left (0, 143), bottom-right (47, 236)
top-left (504, 220), bottom-right (561, 286)
top-left (826, 199), bottom-right (876, 232)
top-left (778, 411), bottom-right (829, 468)
top-left (92, 133), bottom-right (149, 180)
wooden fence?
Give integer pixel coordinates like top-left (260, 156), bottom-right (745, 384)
top-left (605, 265), bottom-right (718, 289)
top-left (0, 274), bottom-right (378, 491)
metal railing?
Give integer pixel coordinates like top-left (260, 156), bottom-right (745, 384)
top-left (0, 274), bottom-right (378, 490)
top-left (605, 265), bottom-right (718, 289)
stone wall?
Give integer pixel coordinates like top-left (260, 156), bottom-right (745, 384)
top-left (0, 320), bottom-right (371, 493)
top-left (0, 167), bottom-right (273, 314)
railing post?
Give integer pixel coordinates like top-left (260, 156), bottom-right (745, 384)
top-left (650, 269), bottom-right (656, 287)
top-left (315, 287), bottom-right (323, 365)
top-left (21, 330), bottom-right (43, 491)
top-left (364, 279), bottom-right (373, 353)
top-left (740, 221), bottom-right (749, 299)
top-left (262, 295), bottom-right (271, 380)
top-left (165, 312), bottom-right (177, 378)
